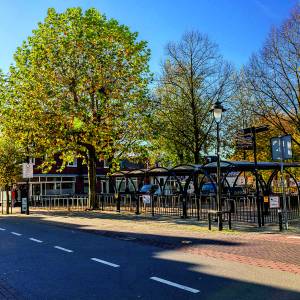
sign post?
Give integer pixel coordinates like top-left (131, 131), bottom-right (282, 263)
top-left (241, 125), bottom-right (269, 227)
top-left (22, 163), bottom-right (33, 215)
top-left (271, 135), bottom-right (292, 230)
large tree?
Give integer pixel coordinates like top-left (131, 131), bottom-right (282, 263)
top-left (7, 7), bottom-right (151, 208)
top-left (245, 5), bottom-right (300, 146)
top-left (0, 72), bottom-right (25, 212)
top-left (151, 31), bottom-right (234, 165)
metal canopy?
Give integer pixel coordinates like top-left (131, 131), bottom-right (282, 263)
top-left (111, 161), bottom-right (300, 177)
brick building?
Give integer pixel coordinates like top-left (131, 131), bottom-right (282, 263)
top-left (24, 157), bottom-right (110, 197)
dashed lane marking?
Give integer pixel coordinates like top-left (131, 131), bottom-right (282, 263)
top-left (0, 228), bottom-right (6, 231)
top-left (11, 232), bottom-right (22, 236)
top-left (91, 258), bottom-right (120, 268)
top-left (29, 238), bottom-right (43, 243)
top-left (150, 276), bottom-right (200, 294)
top-left (287, 236), bottom-right (300, 239)
top-left (54, 246), bottom-right (73, 253)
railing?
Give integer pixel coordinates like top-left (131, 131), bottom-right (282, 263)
top-left (31, 195), bottom-right (89, 211)
top-left (30, 192), bottom-right (300, 225)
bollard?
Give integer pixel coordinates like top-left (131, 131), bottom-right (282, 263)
top-left (182, 195), bottom-right (187, 219)
top-left (208, 213), bottom-right (212, 230)
top-left (135, 195), bottom-right (140, 215)
top-left (116, 194), bottom-right (121, 212)
top-left (278, 209), bottom-right (283, 231)
top-left (228, 212), bottom-right (232, 230)
top-left (196, 196), bottom-right (200, 221)
top-left (151, 196), bottom-right (155, 217)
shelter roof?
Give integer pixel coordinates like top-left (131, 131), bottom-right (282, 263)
top-left (112, 161), bottom-right (300, 177)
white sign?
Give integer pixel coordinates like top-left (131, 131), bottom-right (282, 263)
top-left (22, 163), bottom-right (33, 178)
top-left (142, 195), bottom-right (151, 204)
top-left (21, 197), bottom-right (27, 213)
top-left (237, 176), bottom-right (245, 186)
top-left (271, 135), bottom-right (292, 160)
top-left (269, 195), bottom-right (280, 209)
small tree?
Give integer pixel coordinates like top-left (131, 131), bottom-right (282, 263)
top-left (7, 8), bottom-right (151, 208)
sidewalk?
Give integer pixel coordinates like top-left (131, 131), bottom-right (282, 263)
top-left (2, 209), bottom-right (300, 275)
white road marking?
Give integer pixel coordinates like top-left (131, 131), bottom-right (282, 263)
top-left (91, 258), bottom-right (120, 268)
top-left (287, 236), bottom-right (300, 239)
top-left (150, 276), bottom-right (200, 294)
top-left (29, 238), bottom-right (43, 243)
top-left (54, 246), bottom-right (73, 253)
top-left (0, 228), bottom-right (6, 231)
top-left (11, 232), bottom-right (22, 236)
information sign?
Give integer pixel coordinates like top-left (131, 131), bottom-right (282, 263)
top-left (271, 135), bottom-right (292, 160)
top-left (21, 198), bottom-right (27, 214)
top-left (142, 195), bottom-right (151, 204)
top-left (22, 163), bottom-right (33, 178)
top-left (269, 195), bottom-right (280, 209)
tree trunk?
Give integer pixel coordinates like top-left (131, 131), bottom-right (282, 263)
top-left (87, 146), bottom-right (97, 209)
top-left (194, 150), bottom-right (200, 165)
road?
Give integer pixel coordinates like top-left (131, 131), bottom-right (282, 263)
top-left (0, 216), bottom-right (299, 299)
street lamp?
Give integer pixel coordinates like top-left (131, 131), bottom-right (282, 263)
top-left (210, 100), bottom-right (226, 231)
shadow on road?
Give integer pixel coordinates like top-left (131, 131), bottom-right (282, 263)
top-left (0, 214), bottom-right (299, 300)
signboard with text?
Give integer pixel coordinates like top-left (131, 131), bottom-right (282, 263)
top-left (142, 195), bottom-right (151, 204)
top-left (21, 198), bottom-right (27, 214)
top-left (22, 163), bottom-right (33, 179)
top-left (271, 135), bottom-right (292, 160)
top-left (269, 195), bottom-right (280, 209)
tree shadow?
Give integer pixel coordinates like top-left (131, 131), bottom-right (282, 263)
top-left (0, 215), bottom-right (299, 300)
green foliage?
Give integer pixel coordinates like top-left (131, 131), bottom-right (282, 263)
top-left (7, 7), bottom-right (151, 165)
top-left (0, 135), bottom-right (24, 188)
top-left (2, 7), bottom-right (151, 206)
top-left (150, 31), bottom-right (234, 165)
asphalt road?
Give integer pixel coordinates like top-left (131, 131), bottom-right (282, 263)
top-left (0, 217), bottom-right (299, 300)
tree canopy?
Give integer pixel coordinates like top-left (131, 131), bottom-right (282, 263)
top-left (5, 7), bottom-right (151, 207)
top-left (245, 6), bottom-right (300, 147)
top-left (150, 31), bottom-right (234, 165)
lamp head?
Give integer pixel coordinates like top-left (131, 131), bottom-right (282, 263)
top-left (210, 101), bottom-right (226, 123)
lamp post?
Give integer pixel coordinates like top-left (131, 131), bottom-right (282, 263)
top-left (211, 101), bottom-right (226, 231)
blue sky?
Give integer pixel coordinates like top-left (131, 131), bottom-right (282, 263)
top-left (0, 0), bottom-right (298, 75)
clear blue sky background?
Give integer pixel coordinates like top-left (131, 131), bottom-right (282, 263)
top-left (0, 0), bottom-right (298, 75)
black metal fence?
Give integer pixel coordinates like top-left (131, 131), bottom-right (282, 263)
top-left (95, 193), bottom-right (300, 224)
top-left (30, 193), bottom-right (300, 225)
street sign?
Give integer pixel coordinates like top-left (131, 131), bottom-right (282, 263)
top-left (271, 135), bottom-right (292, 160)
top-left (142, 195), bottom-right (151, 204)
top-left (235, 132), bottom-right (253, 150)
top-left (241, 125), bottom-right (269, 135)
top-left (269, 195), bottom-right (280, 208)
top-left (236, 143), bottom-right (253, 150)
top-left (21, 198), bottom-right (27, 214)
top-left (22, 163), bottom-right (33, 178)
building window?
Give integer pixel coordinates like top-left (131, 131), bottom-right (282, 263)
top-left (61, 182), bottom-right (74, 194)
top-left (67, 159), bottom-right (77, 167)
top-left (30, 176), bottom-right (75, 196)
top-left (29, 158), bottom-right (35, 165)
top-left (84, 177), bottom-right (89, 194)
